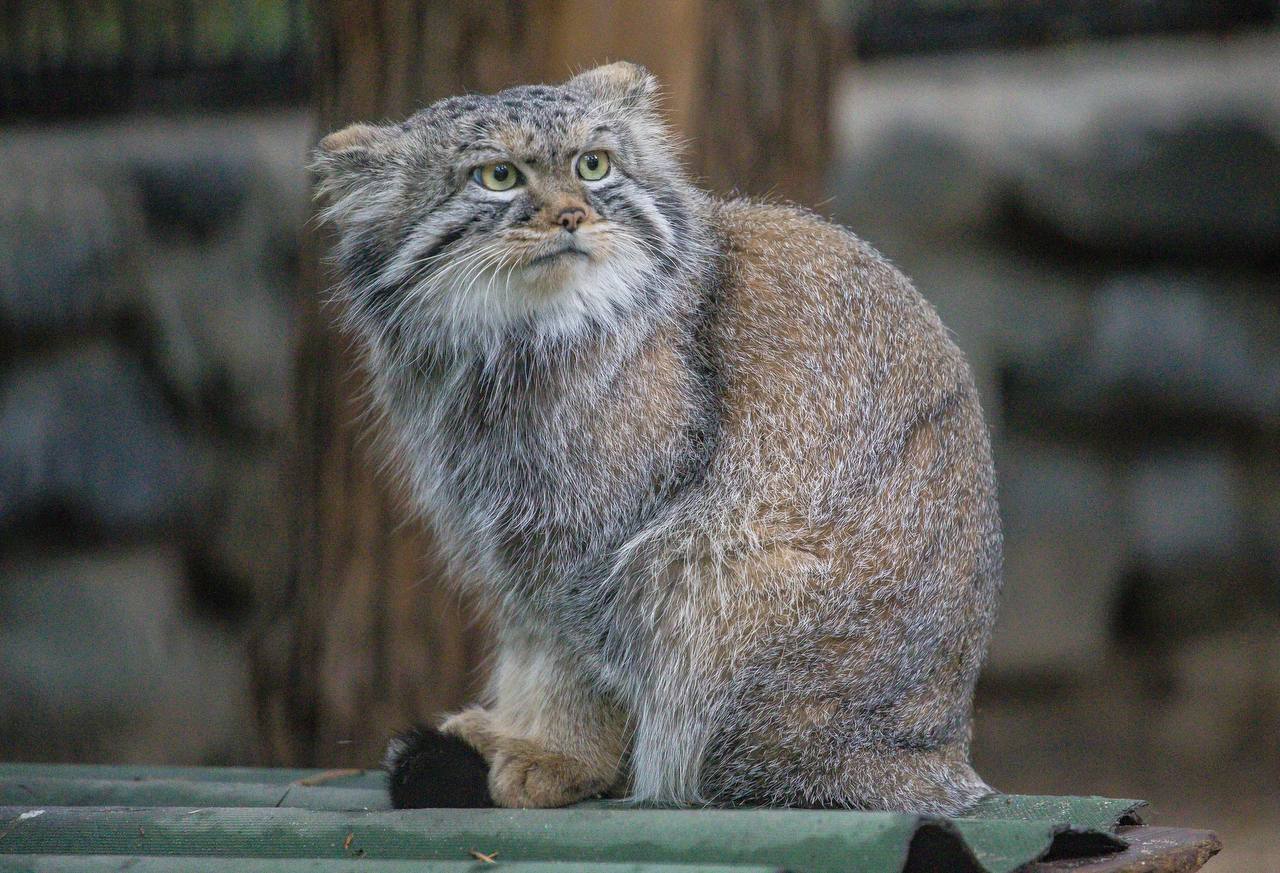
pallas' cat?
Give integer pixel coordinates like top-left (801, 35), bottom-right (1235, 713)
top-left (312, 62), bottom-right (1002, 813)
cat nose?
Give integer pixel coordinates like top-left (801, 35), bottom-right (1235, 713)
top-left (557, 206), bottom-right (587, 232)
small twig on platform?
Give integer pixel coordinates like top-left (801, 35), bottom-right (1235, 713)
top-left (295, 768), bottom-right (363, 786)
top-left (0, 810), bottom-right (44, 842)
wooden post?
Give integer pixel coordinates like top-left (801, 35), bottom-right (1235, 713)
top-left (252, 0), bottom-right (835, 767)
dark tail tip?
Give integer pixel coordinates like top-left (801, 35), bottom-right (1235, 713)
top-left (385, 724), bottom-right (493, 808)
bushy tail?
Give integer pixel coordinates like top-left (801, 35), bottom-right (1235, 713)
top-left (384, 725), bottom-right (493, 808)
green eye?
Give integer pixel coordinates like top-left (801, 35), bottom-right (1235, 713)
top-left (576, 151), bottom-right (610, 181)
top-left (473, 162), bottom-right (520, 191)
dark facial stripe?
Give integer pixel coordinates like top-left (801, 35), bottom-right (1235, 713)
top-left (504, 196), bottom-right (535, 226)
top-left (603, 186), bottom-right (680, 278)
top-left (349, 207), bottom-right (475, 321)
top-left (417, 220), bottom-right (471, 265)
top-left (652, 189), bottom-right (693, 248)
top-left (341, 230), bottom-right (396, 315)
top-left (399, 199), bottom-right (508, 284)
top-left (590, 184), bottom-right (633, 219)
top-left (340, 232), bottom-right (389, 287)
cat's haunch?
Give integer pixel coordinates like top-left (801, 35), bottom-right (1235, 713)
top-left (316, 61), bottom-right (1002, 814)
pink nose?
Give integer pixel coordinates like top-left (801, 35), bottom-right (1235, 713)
top-left (557, 207), bottom-right (587, 231)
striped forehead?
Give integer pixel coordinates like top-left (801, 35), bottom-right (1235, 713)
top-left (426, 87), bottom-right (599, 160)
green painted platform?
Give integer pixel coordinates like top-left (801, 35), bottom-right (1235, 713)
top-left (0, 764), bottom-right (1152, 872)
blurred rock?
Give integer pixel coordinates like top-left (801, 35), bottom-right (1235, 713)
top-left (1128, 450), bottom-right (1244, 570)
top-left (0, 109), bottom-right (310, 768)
top-left (1112, 562), bottom-right (1272, 656)
top-left (1009, 115), bottom-right (1280, 260)
top-left (986, 438), bottom-right (1128, 675)
top-left (137, 167), bottom-right (299, 437)
top-left (1110, 446), bottom-right (1272, 653)
top-left (1006, 274), bottom-right (1280, 429)
top-left (0, 168), bottom-right (134, 332)
top-left (834, 33), bottom-right (1280, 230)
top-left (0, 547), bottom-right (252, 763)
top-left (197, 449), bottom-right (291, 614)
top-left (834, 122), bottom-right (994, 238)
top-left (1090, 277), bottom-right (1280, 420)
top-left (1151, 623), bottom-right (1280, 763)
top-left (133, 156), bottom-right (251, 240)
top-left (0, 111), bottom-right (307, 439)
top-left (0, 345), bottom-right (198, 535)
top-left (1244, 454), bottom-right (1280, 604)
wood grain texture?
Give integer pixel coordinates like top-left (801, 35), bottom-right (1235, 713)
top-left (254, 0), bottom-right (835, 768)
top-left (690, 0), bottom-right (836, 208)
top-left (1031, 827), bottom-right (1222, 872)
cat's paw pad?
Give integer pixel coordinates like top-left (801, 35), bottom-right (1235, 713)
top-left (489, 740), bottom-right (608, 808)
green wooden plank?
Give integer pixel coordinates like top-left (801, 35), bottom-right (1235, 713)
top-left (0, 857), bottom-right (788, 873)
top-left (0, 768), bottom-right (1140, 873)
top-left (0, 804), bottom-right (1130, 873)
top-left (0, 806), bottom-right (949, 873)
top-left (950, 818), bottom-right (1119, 873)
top-left (965, 794), bottom-right (1146, 831)
top-left (0, 765), bottom-right (384, 791)
top-left (0, 777), bottom-right (387, 811)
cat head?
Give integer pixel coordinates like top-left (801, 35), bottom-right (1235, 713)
top-left (312, 62), bottom-right (708, 356)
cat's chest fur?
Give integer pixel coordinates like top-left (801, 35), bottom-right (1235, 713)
top-left (381, 320), bottom-right (718, 603)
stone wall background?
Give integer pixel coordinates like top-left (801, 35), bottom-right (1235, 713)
top-left (0, 111), bottom-right (311, 765)
top-left (832, 33), bottom-right (1280, 869)
top-left (1, 9), bottom-right (1277, 871)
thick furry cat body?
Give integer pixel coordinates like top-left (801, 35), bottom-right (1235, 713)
top-left (314, 63), bottom-right (1001, 814)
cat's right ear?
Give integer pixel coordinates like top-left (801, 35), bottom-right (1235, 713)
top-left (311, 122), bottom-right (399, 200)
top-left (568, 61), bottom-right (659, 112)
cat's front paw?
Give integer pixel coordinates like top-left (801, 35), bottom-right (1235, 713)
top-left (489, 738), bottom-right (610, 808)
top-left (440, 707), bottom-right (611, 807)
top-left (439, 706), bottom-right (499, 759)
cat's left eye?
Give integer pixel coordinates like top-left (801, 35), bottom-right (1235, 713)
top-left (473, 162), bottom-right (521, 191)
top-left (576, 151), bottom-right (611, 182)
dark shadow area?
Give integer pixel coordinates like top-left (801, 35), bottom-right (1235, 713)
top-left (901, 822), bottom-right (986, 873)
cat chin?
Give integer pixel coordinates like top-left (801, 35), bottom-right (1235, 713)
top-left (520, 250), bottom-right (594, 292)
top-left (432, 249), bottom-right (653, 344)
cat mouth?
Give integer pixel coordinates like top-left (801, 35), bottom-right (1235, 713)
top-left (527, 243), bottom-right (590, 266)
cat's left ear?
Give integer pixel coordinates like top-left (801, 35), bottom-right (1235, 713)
top-left (311, 122), bottom-right (400, 199)
top-left (568, 61), bottom-right (659, 112)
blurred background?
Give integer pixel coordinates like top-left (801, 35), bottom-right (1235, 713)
top-left (1, 2), bottom-right (1276, 870)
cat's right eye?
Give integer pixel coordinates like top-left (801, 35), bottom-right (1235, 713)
top-left (473, 162), bottom-right (521, 192)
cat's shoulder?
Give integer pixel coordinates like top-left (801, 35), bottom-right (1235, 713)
top-left (709, 196), bottom-right (866, 249)
top-left (704, 196), bottom-right (937, 335)
top-left (706, 197), bottom-right (909, 302)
